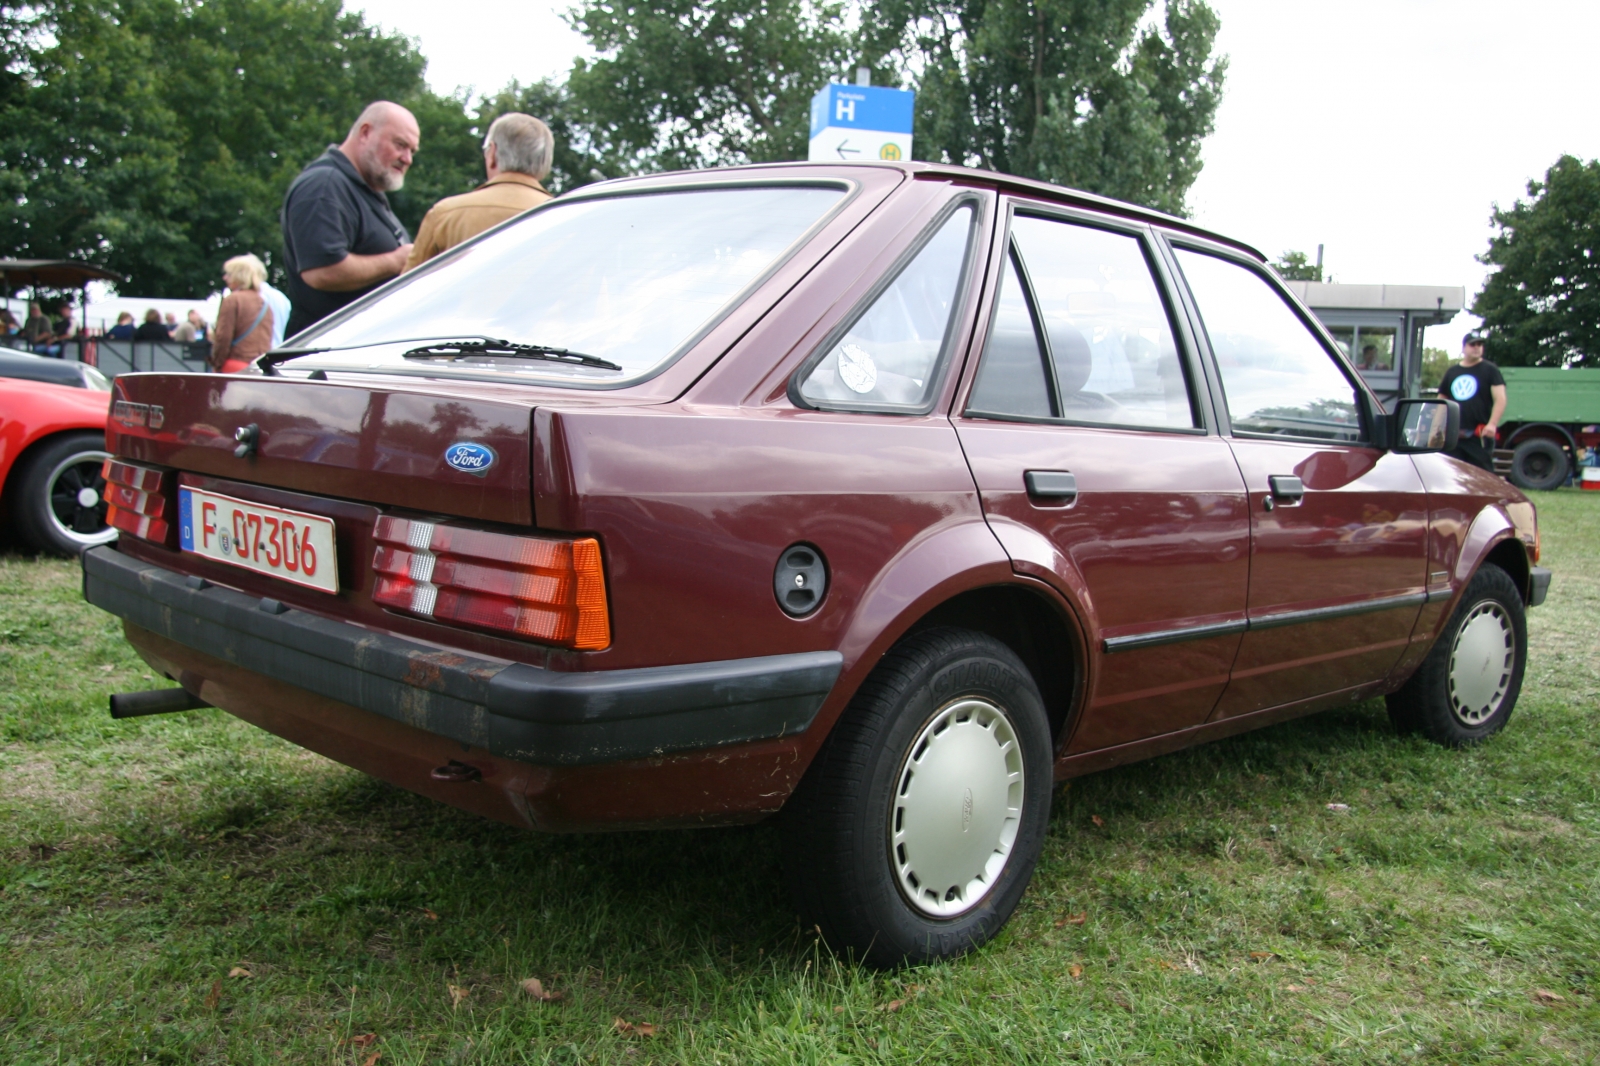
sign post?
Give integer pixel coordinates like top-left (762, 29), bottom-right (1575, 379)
top-left (807, 83), bottom-right (914, 163)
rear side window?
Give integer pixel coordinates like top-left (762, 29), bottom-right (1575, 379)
top-left (796, 204), bottom-right (975, 412)
top-left (967, 215), bottom-right (1197, 430)
top-left (1174, 249), bottom-right (1362, 442)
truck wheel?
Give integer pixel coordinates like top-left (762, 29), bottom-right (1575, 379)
top-left (11, 432), bottom-right (115, 557)
top-left (781, 627), bottom-right (1053, 968)
top-left (1509, 438), bottom-right (1568, 491)
top-left (1386, 563), bottom-right (1526, 747)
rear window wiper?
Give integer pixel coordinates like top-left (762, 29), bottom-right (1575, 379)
top-left (402, 339), bottom-right (622, 371)
top-left (257, 335), bottom-right (623, 375)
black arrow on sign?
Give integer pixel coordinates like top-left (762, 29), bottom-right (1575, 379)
top-left (835, 139), bottom-right (860, 159)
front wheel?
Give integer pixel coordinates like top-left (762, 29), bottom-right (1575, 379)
top-left (1387, 563), bottom-right (1527, 746)
top-left (781, 627), bottom-right (1054, 967)
top-left (10, 432), bottom-right (115, 557)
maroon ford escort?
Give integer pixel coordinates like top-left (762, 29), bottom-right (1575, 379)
top-left (85, 162), bottom-right (1550, 966)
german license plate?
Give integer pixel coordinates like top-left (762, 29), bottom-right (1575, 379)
top-left (178, 487), bottom-right (339, 593)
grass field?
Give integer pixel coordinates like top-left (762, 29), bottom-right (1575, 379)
top-left (1, 491), bottom-right (1596, 1065)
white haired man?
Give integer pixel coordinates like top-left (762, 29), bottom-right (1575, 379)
top-left (279, 101), bottom-right (419, 334)
top-left (404, 113), bottom-right (554, 271)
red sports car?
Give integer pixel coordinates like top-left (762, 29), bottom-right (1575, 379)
top-left (0, 354), bottom-right (115, 555)
top-left (82, 162), bottom-right (1549, 966)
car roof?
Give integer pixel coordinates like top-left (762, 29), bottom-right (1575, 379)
top-left (577, 160), bottom-right (1265, 262)
top-left (0, 350), bottom-right (88, 388)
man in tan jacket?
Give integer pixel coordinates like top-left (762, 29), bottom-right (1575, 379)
top-left (405, 113), bottom-right (554, 270)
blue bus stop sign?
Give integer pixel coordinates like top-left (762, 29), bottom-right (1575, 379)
top-left (808, 84), bottom-right (915, 162)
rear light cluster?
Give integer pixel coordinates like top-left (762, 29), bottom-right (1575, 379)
top-left (370, 516), bottom-right (610, 650)
top-left (102, 459), bottom-right (171, 543)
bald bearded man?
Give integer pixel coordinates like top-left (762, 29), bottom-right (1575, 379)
top-left (280, 101), bottom-right (419, 336)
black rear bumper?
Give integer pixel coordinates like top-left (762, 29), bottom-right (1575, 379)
top-left (83, 546), bottom-right (841, 765)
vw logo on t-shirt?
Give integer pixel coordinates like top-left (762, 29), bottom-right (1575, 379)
top-left (1450, 375), bottom-right (1479, 402)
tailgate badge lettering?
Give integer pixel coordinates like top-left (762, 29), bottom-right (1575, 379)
top-left (444, 442), bottom-right (496, 477)
top-left (112, 401), bottom-right (164, 429)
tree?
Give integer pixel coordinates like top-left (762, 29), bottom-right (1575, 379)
top-left (562, 0), bottom-right (1227, 215)
top-left (565, 0), bottom-right (857, 172)
top-left (1472, 154), bottom-right (1600, 368)
top-left (1419, 346), bottom-right (1451, 391)
top-left (1273, 250), bottom-right (1323, 281)
top-left (0, 0), bottom-right (483, 297)
top-left (879, 0), bottom-right (1226, 214)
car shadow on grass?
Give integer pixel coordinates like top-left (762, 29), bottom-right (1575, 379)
top-left (81, 696), bottom-right (1427, 978)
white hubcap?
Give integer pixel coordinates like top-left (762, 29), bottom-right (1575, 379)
top-left (77, 487), bottom-right (100, 508)
top-left (1448, 600), bottom-right (1515, 726)
top-left (890, 698), bottom-right (1024, 918)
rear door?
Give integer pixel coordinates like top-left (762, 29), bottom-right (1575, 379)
top-left (1166, 243), bottom-right (1429, 719)
top-left (953, 204), bottom-right (1250, 752)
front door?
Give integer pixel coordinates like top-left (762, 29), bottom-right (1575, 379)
top-left (954, 209), bottom-right (1251, 752)
top-left (1170, 247), bottom-right (1429, 719)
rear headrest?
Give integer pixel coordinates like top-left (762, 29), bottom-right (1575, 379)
top-left (1049, 324), bottom-right (1092, 395)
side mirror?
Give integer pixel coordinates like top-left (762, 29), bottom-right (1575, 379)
top-left (1393, 398), bottom-right (1460, 453)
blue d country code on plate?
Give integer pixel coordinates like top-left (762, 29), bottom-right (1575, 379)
top-left (178, 487), bottom-right (340, 593)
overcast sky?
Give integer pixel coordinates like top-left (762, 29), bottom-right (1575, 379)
top-left (354, 0), bottom-right (1600, 350)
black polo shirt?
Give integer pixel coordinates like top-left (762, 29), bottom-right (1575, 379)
top-left (280, 147), bottom-right (410, 336)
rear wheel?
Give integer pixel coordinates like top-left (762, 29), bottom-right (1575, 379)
top-left (1387, 563), bottom-right (1526, 746)
top-left (1508, 437), bottom-right (1568, 491)
top-left (11, 432), bottom-right (115, 556)
top-left (781, 627), bottom-right (1053, 968)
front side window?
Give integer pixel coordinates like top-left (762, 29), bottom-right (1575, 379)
top-left (967, 214), bottom-right (1196, 429)
top-left (797, 204), bottom-right (974, 411)
top-left (287, 184), bottom-right (847, 384)
top-left (1175, 249), bottom-right (1363, 442)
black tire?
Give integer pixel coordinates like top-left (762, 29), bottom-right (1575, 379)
top-left (1387, 563), bottom-right (1526, 746)
top-left (10, 432), bottom-right (115, 557)
top-left (781, 627), bottom-right (1054, 968)
top-left (1508, 437), bottom-right (1568, 491)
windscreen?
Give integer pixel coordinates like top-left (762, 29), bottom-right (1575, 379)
top-left (290, 184), bottom-right (846, 383)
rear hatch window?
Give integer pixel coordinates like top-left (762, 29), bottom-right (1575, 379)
top-left (284, 183), bottom-right (848, 387)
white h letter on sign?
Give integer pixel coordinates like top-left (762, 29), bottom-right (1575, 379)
top-left (836, 98), bottom-right (856, 122)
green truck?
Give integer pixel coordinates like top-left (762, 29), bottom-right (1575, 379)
top-left (1494, 367), bottom-right (1600, 490)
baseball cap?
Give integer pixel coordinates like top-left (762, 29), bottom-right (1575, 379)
top-left (1463, 330), bottom-right (1486, 346)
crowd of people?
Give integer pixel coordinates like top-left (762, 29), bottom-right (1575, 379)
top-left (6, 99), bottom-right (552, 373)
top-left (1, 301), bottom-right (216, 352)
top-left (1, 301), bottom-right (78, 355)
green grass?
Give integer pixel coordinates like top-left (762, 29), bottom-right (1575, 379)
top-left (2, 492), bottom-right (1597, 1064)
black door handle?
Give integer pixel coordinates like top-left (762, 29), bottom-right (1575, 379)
top-left (1267, 475), bottom-right (1304, 505)
top-left (1025, 470), bottom-right (1077, 501)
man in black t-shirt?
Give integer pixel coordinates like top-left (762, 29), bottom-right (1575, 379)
top-left (280, 101), bottom-right (418, 337)
top-left (1437, 331), bottom-right (1507, 472)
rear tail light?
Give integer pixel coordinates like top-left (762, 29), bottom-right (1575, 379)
top-left (370, 516), bottom-right (610, 650)
top-left (102, 459), bottom-right (172, 544)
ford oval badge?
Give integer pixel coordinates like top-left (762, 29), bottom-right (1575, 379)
top-left (444, 442), bottom-right (496, 477)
